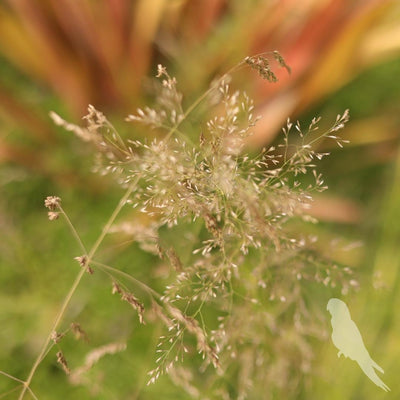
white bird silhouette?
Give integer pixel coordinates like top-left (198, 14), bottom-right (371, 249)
top-left (327, 298), bottom-right (390, 392)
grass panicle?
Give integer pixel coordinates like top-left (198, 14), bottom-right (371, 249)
top-left (2, 53), bottom-right (355, 400)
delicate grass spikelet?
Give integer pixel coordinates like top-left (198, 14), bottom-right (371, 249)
top-left (56, 351), bottom-right (70, 375)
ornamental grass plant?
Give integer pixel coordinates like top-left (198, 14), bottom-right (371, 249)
top-left (0, 53), bottom-right (358, 400)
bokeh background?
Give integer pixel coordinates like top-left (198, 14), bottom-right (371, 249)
top-left (1, 0), bottom-right (400, 398)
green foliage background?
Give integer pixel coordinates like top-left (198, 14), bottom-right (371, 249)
top-left (1, 1), bottom-right (400, 399)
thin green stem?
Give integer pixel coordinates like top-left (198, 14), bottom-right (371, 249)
top-left (18, 268), bottom-right (87, 400)
top-left (87, 179), bottom-right (139, 261)
top-left (0, 386), bottom-right (21, 399)
top-left (18, 178), bottom-right (139, 400)
top-left (92, 261), bottom-right (162, 300)
top-left (0, 372), bottom-right (39, 399)
top-left (0, 370), bottom-right (24, 384)
top-left (58, 206), bottom-right (87, 254)
top-left (166, 51), bottom-right (279, 146)
top-left (163, 62), bottom-right (245, 143)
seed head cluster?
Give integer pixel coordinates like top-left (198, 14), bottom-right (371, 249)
top-left (49, 54), bottom-right (355, 398)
